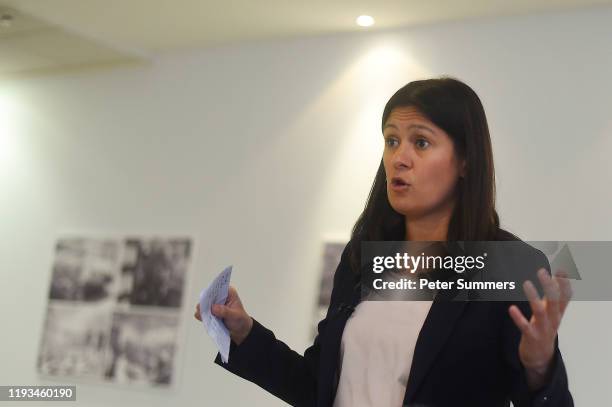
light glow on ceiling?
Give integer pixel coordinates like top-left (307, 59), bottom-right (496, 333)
top-left (356, 15), bottom-right (375, 27)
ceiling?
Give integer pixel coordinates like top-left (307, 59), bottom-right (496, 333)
top-left (1, 0), bottom-right (611, 77)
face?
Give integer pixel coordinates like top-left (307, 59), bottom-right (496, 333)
top-left (383, 106), bottom-right (465, 219)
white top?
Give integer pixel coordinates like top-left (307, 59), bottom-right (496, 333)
top-left (332, 300), bottom-right (433, 407)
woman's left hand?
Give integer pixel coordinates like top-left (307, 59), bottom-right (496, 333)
top-left (508, 268), bottom-right (573, 390)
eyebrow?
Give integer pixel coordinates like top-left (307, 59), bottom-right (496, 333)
top-left (383, 123), bottom-right (436, 134)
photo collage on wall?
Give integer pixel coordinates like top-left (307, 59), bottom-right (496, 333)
top-left (37, 237), bottom-right (192, 388)
top-left (311, 241), bottom-right (346, 340)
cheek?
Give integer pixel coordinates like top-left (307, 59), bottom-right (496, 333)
top-left (421, 156), bottom-right (460, 196)
top-left (382, 153), bottom-right (391, 172)
top-left (383, 155), bottom-right (393, 183)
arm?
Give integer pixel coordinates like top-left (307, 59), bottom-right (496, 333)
top-left (212, 242), bottom-right (352, 406)
top-left (213, 317), bottom-right (325, 406)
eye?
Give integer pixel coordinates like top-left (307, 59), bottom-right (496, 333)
top-left (384, 137), bottom-right (399, 148)
top-left (415, 138), bottom-right (430, 149)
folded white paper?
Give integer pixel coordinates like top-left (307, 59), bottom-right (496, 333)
top-left (199, 265), bottom-right (232, 363)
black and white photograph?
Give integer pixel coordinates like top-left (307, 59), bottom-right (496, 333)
top-left (38, 235), bottom-right (192, 389)
top-left (37, 303), bottom-right (112, 378)
top-left (317, 241), bottom-right (346, 308)
top-left (49, 238), bottom-right (120, 302)
top-left (104, 311), bottom-right (178, 386)
top-left (119, 238), bottom-right (191, 308)
top-left (311, 241), bottom-right (346, 339)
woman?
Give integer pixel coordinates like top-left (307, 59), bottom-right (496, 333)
top-left (195, 77), bottom-right (573, 406)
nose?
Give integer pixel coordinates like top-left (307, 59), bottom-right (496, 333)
top-left (391, 142), bottom-right (414, 171)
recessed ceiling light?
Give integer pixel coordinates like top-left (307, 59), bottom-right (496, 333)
top-left (356, 15), bottom-right (375, 27)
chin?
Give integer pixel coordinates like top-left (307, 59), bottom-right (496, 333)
top-left (390, 198), bottom-right (432, 217)
top-left (389, 202), bottom-right (417, 217)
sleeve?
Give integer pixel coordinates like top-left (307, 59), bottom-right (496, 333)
top-left (211, 241), bottom-right (353, 407)
top-left (503, 252), bottom-right (574, 407)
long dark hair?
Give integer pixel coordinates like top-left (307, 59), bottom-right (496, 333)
top-left (348, 77), bottom-right (500, 274)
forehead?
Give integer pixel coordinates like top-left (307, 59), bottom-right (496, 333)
top-left (384, 106), bottom-right (435, 129)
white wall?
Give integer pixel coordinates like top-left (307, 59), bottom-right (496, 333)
top-left (1, 5), bottom-right (611, 406)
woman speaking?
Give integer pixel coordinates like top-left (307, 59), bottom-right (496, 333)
top-left (195, 77), bottom-right (573, 406)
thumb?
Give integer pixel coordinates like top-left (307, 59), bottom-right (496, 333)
top-left (211, 304), bottom-right (234, 319)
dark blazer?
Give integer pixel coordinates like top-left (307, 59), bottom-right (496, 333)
top-left (214, 229), bottom-right (574, 406)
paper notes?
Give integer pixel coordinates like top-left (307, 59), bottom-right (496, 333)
top-left (199, 265), bottom-right (232, 363)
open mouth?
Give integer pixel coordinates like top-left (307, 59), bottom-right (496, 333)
top-left (391, 177), bottom-right (410, 187)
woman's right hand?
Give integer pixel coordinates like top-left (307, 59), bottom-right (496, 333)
top-left (194, 285), bottom-right (254, 346)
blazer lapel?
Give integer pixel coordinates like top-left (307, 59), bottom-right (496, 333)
top-left (402, 297), bottom-right (468, 404)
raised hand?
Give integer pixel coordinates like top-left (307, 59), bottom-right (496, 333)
top-left (508, 268), bottom-right (572, 390)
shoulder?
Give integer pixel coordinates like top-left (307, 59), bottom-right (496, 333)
top-left (489, 227), bottom-right (552, 306)
top-left (494, 227), bottom-right (521, 241)
top-left (493, 227), bottom-right (547, 263)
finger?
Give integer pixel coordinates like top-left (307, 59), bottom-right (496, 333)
top-left (194, 306), bottom-right (202, 321)
top-left (212, 303), bottom-right (231, 319)
top-left (508, 305), bottom-right (535, 337)
top-left (523, 279), bottom-right (549, 329)
top-left (555, 270), bottom-right (573, 316)
top-left (538, 268), bottom-right (561, 328)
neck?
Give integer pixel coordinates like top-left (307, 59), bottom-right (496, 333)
top-left (405, 200), bottom-right (455, 241)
